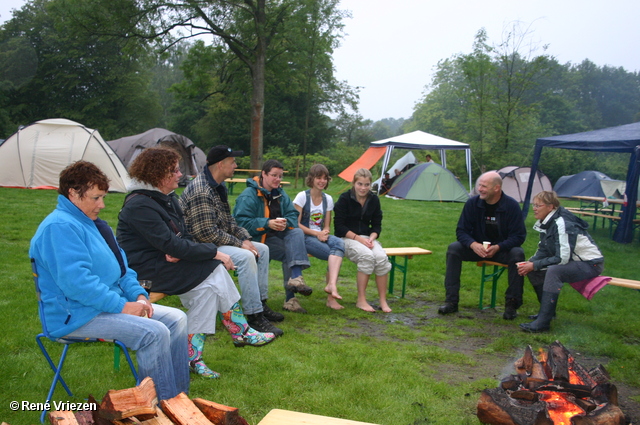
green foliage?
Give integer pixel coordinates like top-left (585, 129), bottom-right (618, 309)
top-left (410, 24), bottom-right (640, 180)
top-left (0, 0), bottom-right (162, 139)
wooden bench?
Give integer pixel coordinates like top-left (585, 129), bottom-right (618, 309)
top-left (224, 178), bottom-right (290, 195)
top-left (258, 408), bottom-right (379, 425)
top-left (383, 247), bottom-right (432, 298)
top-left (476, 260), bottom-right (508, 310)
top-left (607, 277), bottom-right (640, 290)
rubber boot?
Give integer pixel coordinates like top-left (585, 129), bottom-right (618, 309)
top-left (219, 302), bottom-right (276, 348)
top-left (528, 284), bottom-right (545, 319)
top-left (187, 333), bottom-right (220, 378)
top-left (520, 291), bottom-right (559, 333)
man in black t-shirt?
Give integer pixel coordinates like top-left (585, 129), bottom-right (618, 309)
top-left (438, 172), bottom-right (526, 320)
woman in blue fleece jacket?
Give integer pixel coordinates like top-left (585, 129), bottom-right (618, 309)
top-left (29, 161), bottom-right (189, 401)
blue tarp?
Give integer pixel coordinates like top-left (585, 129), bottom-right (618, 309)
top-left (523, 122), bottom-right (640, 243)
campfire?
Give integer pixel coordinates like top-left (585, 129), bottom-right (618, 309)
top-left (477, 341), bottom-right (626, 425)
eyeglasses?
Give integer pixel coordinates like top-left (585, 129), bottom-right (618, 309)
top-left (532, 204), bottom-right (547, 209)
top-left (267, 173), bottom-right (283, 179)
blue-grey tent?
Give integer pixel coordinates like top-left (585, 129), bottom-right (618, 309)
top-left (523, 122), bottom-right (640, 243)
top-left (553, 170), bottom-right (626, 199)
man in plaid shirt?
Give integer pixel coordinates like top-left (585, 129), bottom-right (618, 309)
top-left (180, 146), bottom-right (284, 336)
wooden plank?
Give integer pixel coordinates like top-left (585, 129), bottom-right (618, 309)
top-left (257, 409), bottom-right (379, 425)
top-left (608, 277), bottom-right (640, 290)
top-left (383, 247), bottom-right (432, 256)
top-left (48, 411), bottom-right (80, 425)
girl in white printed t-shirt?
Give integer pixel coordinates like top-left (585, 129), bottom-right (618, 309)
top-left (293, 164), bottom-right (346, 310)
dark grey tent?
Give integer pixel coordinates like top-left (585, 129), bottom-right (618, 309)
top-left (553, 170), bottom-right (626, 199)
top-left (523, 122), bottom-right (640, 243)
top-left (107, 128), bottom-right (206, 185)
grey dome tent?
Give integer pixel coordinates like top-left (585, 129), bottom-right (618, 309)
top-left (0, 118), bottom-right (130, 192)
top-left (107, 128), bottom-right (206, 185)
top-left (387, 162), bottom-right (469, 202)
top-left (523, 122), bottom-right (640, 243)
top-left (496, 166), bottom-right (552, 202)
top-left (553, 170), bottom-right (626, 199)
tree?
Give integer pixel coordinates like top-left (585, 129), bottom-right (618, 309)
top-left (0, 0), bottom-right (161, 139)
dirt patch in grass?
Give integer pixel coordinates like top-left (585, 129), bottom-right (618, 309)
top-left (350, 299), bottom-right (640, 424)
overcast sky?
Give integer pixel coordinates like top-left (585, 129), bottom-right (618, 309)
top-left (3, 0), bottom-right (640, 122)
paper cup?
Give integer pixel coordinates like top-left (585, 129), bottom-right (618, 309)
top-left (139, 280), bottom-right (152, 290)
top-left (482, 241), bottom-right (491, 249)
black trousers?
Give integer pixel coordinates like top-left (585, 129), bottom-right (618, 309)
top-left (444, 241), bottom-right (525, 307)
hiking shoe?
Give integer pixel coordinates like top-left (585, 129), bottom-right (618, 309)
top-left (247, 312), bottom-right (284, 337)
top-left (262, 301), bottom-right (285, 322)
top-left (283, 297), bottom-right (307, 313)
top-left (503, 299), bottom-right (519, 320)
top-left (285, 276), bottom-right (313, 296)
top-left (437, 303), bottom-right (458, 315)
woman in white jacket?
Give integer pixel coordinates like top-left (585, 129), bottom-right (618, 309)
top-left (517, 191), bottom-right (604, 333)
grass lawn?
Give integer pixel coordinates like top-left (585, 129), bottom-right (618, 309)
top-left (1, 181), bottom-right (639, 425)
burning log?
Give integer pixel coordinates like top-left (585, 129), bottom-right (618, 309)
top-left (546, 341), bottom-right (570, 382)
top-left (569, 403), bottom-right (625, 425)
top-left (477, 388), bottom-right (553, 425)
top-left (477, 341), bottom-right (628, 425)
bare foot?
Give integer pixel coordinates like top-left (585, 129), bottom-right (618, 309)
top-left (356, 301), bottom-right (376, 312)
top-left (326, 297), bottom-right (344, 310)
top-left (379, 302), bottom-right (392, 313)
top-left (324, 284), bottom-right (342, 300)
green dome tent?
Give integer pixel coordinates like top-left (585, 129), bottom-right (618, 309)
top-left (387, 162), bottom-right (469, 202)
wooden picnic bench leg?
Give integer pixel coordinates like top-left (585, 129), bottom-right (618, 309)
top-left (387, 255), bottom-right (410, 298)
top-left (387, 256), bottom-right (396, 295)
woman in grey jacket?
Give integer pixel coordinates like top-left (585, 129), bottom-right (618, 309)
top-left (517, 191), bottom-right (604, 332)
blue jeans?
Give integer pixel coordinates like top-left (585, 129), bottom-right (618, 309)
top-left (218, 243), bottom-right (270, 314)
top-left (265, 227), bottom-right (310, 300)
top-left (303, 234), bottom-right (344, 261)
top-left (64, 304), bottom-right (189, 401)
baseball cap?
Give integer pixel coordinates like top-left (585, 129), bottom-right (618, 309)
top-left (206, 145), bottom-right (244, 165)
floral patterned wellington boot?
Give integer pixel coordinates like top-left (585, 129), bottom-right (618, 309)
top-left (187, 333), bottom-right (220, 378)
top-left (219, 302), bottom-right (277, 348)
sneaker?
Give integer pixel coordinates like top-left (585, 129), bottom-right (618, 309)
top-left (232, 327), bottom-right (276, 348)
top-left (262, 301), bottom-right (285, 322)
top-left (283, 297), bottom-right (307, 313)
top-left (247, 312), bottom-right (284, 337)
top-left (437, 303), bottom-right (458, 315)
top-left (285, 276), bottom-right (313, 296)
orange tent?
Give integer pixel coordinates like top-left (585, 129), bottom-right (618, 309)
top-left (337, 147), bottom-right (387, 182)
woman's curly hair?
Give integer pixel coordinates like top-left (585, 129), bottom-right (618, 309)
top-left (58, 161), bottom-right (109, 198)
top-left (128, 147), bottom-right (181, 188)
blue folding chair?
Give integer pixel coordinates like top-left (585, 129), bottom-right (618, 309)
top-left (32, 258), bottom-right (139, 423)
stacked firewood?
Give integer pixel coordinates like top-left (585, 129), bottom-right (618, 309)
top-left (46, 377), bottom-right (249, 425)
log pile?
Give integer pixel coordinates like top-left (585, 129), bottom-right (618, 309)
top-left (477, 341), bottom-right (626, 425)
top-left (45, 377), bottom-right (249, 425)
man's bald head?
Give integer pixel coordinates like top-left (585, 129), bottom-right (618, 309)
top-left (477, 171), bottom-right (503, 205)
